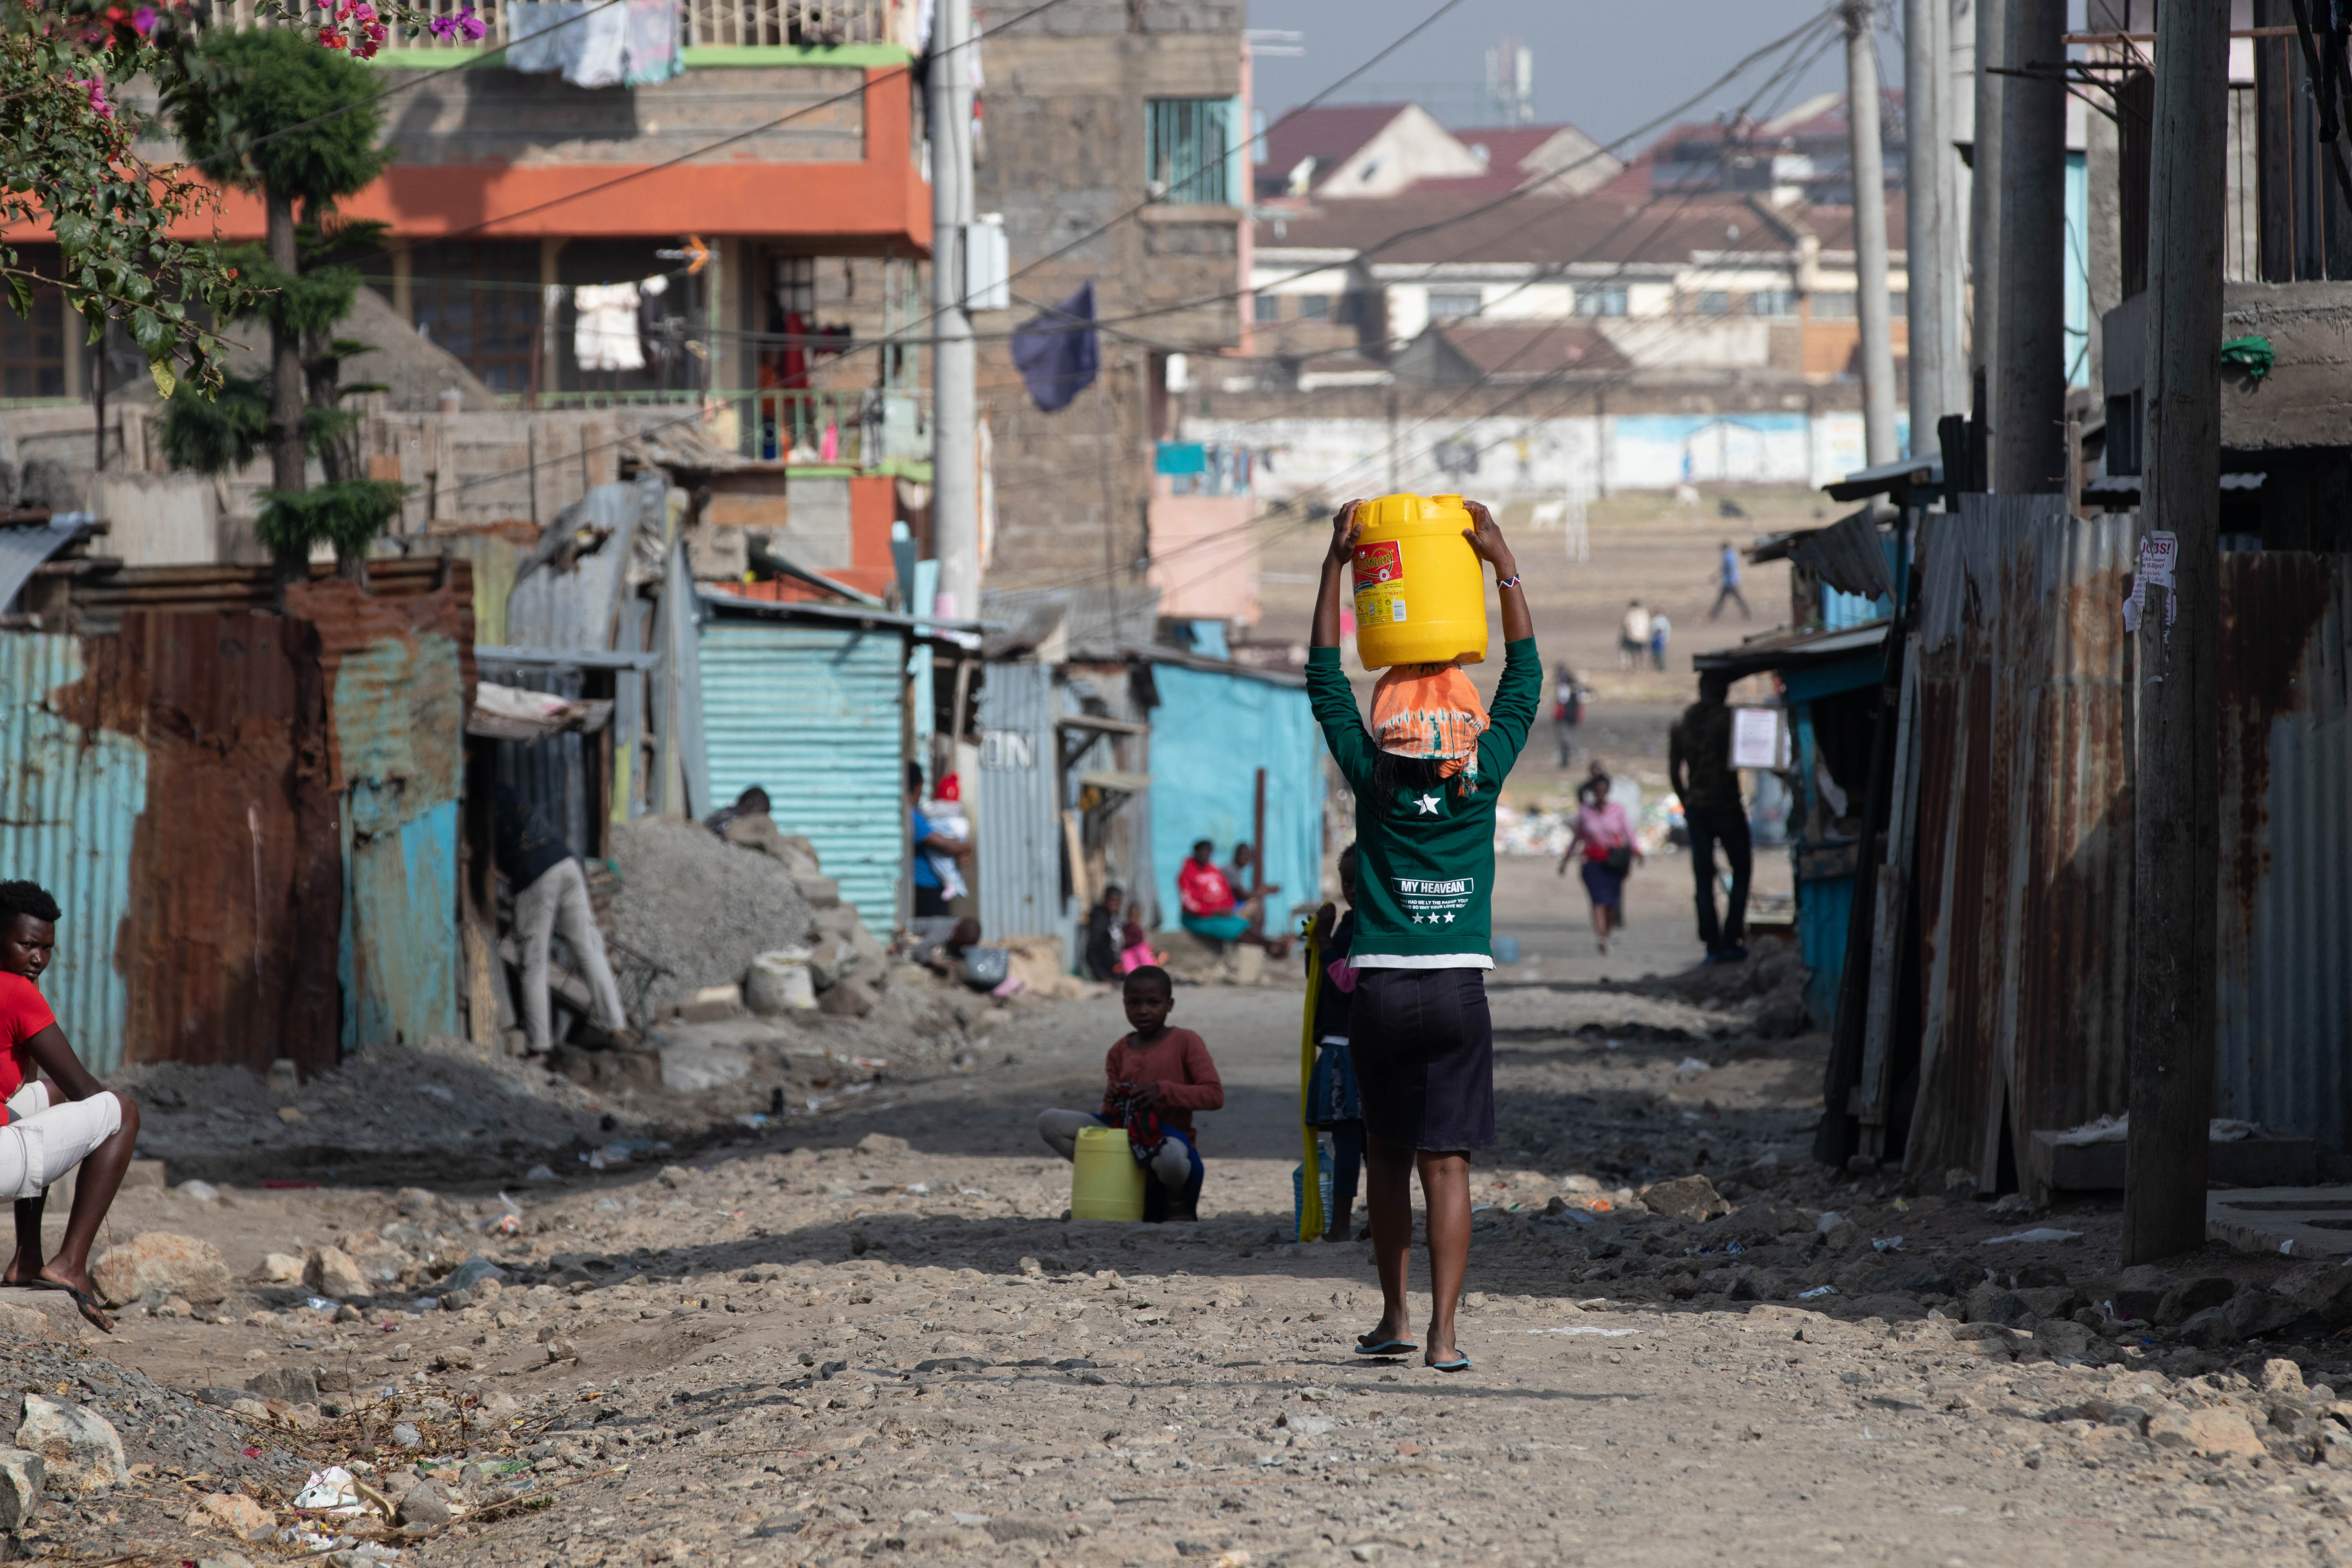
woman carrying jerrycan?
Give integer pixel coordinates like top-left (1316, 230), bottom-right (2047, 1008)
top-left (1305, 494), bottom-right (1537, 1374)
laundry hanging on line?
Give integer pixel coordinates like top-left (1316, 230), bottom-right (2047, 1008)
top-left (574, 281), bottom-right (645, 372)
top-left (505, 0), bottom-right (682, 89)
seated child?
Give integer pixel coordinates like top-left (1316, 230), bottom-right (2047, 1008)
top-left (0, 880), bottom-right (142, 1332)
top-left (1305, 843), bottom-right (1365, 1242)
top-left (1115, 915), bottom-right (1165, 976)
top-left (1036, 966), bottom-right (1222, 1221)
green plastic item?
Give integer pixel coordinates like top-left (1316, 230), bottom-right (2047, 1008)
top-left (2221, 334), bottom-right (2276, 384)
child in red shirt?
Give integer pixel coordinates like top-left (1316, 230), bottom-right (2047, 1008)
top-left (1036, 966), bottom-right (1222, 1220)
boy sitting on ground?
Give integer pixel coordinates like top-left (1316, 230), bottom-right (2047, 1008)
top-left (1036, 967), bottom-right (1222, 1221)
top-left (0, 880), bottom-right (143, 1332)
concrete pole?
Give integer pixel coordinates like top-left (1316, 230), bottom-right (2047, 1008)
top-left (1904, 0), bottom-right (1947, 448)
top-left (1939, 0), bottom-right (1968, 420)
top-left (929, 0), bottom-right (979, 624)
top-left (2124, 0), bottom-right (2229, 1268)
top-left (1992, 0), bottom-right (2066, 492)
top-left (1968, 0), bottom-right (2004, 390)
top-left (1846, 2), bottom-right (1899, 465)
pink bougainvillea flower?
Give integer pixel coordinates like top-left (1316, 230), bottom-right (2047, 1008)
top-left (131, 5), bottom-right (157, 33)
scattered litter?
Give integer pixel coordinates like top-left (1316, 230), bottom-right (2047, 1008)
top-left (305, 1296), bottom-right (338, 1312)
top-left (1984, 1228), bottom-right (2084, 1245)
top-left (1799, 1285), bottom-right (1838, 1299)
top-left (1871, 1236), bottom-right (1904, 1252)
top-left (735, 1113), bottom-right (771, 1130)
top-left (1526, 1326), bottom-right (1641, 1336)
top-left (906, 1183), bottom-right (931, 1196)
top-left (1675, 1057), bottom-right (1710, 1073)
top-left (524, 1165), bottom-right (559, 1182)
top-left (1815, 1211), bottom-right (1845, 1234)
top-left (389, 1423), bottom-right (423, 1449)
top-left (1724, 1240), bottom-right (1745, 1255)
top-left (179, 1178), bottom-right (221, 1201)
top-left (951, 1512), bottom-right (989, 1526)
top-left (293, 1467), bottom-right (367, 1515)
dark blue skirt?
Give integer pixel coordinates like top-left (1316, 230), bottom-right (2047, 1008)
top-left (1580, 858), bottom-right (1626, 909)
top-left (1348, 967), bottom-right (1494, 1152)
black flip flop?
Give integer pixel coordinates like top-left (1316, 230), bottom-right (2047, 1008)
top-left (42, 1281), bottom-right (112, 1334)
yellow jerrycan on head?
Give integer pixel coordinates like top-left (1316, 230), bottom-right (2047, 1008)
top-left (1350, 492), bottom-right (1490, 669)
top-left (1069, 1123), bottom-right (1146, 1221)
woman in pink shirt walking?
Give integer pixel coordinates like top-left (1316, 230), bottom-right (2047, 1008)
top-left (1560, 771), bottom-right (1641, 955)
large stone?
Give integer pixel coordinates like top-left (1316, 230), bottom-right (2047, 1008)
top-left (245, 1367), bottom-right (318, 1404)
top-left (2226, 1287), bottom-right (2303, 1341)
top-left (90, 1232), bottom-right (230, 1306)
top-left (304, 1247), bottom-right (371, 1300)
top-left (817, 972), bottom-right (879, 1018)
top-left (1638, 1175), bottom-right (1731, 1223)
top-left (258, 1253), bottom-right (304, 1285)
top-left (1963, 1284), bottom-right (2029, 1327)
top-left (16, 1394), bottom-right (127, 1495)
top-left (2109, 1264), bottom-right (2178, 1323)
top-left (2176, 1304), bottom-right (2238, 1349)
top-left (2146, 1406), bottom-right (2267, 1459)
top-left (195, 1492), bottom-right (274, 1541)
top-left (396, 1486), bottom-right (451, 1528)
top-left (0, 1447), bottom-right (42, 1529)
top-left (2275, 1262), bottom-right (2352, 1330)
top-left (2156, 1276), bottom-right (2235, 1326)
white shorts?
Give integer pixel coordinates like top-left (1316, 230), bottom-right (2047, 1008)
top-left (0, 1082), bottom-right (123, 1200)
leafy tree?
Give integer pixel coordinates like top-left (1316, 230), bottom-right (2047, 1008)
top-left (170, 28), bottom-right (401, 575)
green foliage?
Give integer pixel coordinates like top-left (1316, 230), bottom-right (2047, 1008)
top-left (174, 29), bottom-right (390, 211)
top-left (256, 480), bottom-right (407, 561)
top-left (160, 374), bottom-right (271, 476)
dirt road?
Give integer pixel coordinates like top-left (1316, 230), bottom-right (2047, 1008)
top-left (33, 979), bottom-right (2352, 1568)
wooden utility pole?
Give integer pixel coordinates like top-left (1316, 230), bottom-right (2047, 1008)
top-left (1993, 0), bottom-right (2067, 492)
top-left (1844, 1), bottom-right (1899, 465)
top-left (2124, 0), bottom-right (2229, 1267)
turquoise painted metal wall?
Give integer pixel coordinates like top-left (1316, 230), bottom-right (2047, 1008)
top-left (0, 635), bottom-right (142, 1073)
top-left (1147, 665), bottom-right (1323, 935)
top-left (334, 633), bottom-right (464, 1049)
top-left (699, 619), bottom-right (907, 934)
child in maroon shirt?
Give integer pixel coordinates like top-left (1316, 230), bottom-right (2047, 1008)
top-left (1036, 967), bottom-right (1222, 1220)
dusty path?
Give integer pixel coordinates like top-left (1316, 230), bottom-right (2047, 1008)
top-left (33, 982), bottom-right (2352, 1568)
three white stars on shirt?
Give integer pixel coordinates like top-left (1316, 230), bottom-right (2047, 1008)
top-left (1408, 912), bottom-right (1457, 923)
top-left (1412, 793), bottom-right (1442, 815)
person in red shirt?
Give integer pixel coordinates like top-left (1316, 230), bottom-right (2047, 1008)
top-left (1036, 967), bottom-right (1222, 1221)
top-left (1176, 839), bottom-right (1291, 957)
top-left (0, 881), bottom-right (142, 1333)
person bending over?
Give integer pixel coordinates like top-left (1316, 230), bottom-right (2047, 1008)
top-left (0, 880), bottom-right (142, 1332)
top-left (1036, 967), bottom-right (1223, 1222)
top-left (1308, 497), bottom-right (1538, 1372)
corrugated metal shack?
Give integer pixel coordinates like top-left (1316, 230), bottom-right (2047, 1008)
top-left (1806, 494), bottom-right (2352, 1182)
top-left (0, 553), bottom-right (474, 1073)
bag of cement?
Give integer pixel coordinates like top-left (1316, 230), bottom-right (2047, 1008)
top-left (959, 946), bottom-right (1010, 990)
top-left (746, 947), bottom-right (817, 1013)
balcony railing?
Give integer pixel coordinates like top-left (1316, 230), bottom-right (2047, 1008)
top-left (215, 0), bottom-right (908, 51)
top-left (508, 386), bottom-right (930, 469)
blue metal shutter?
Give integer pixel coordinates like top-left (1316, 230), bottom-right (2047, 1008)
top-left (699, 620), bottom-right (907, 933)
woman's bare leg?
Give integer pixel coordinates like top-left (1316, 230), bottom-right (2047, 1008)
top-left (1361, 1133), bottom-right (1419, 1346)
top-left (1416, 1151), bottom-right (1472, 1365)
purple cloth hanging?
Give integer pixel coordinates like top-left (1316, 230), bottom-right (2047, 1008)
top-left (1009, 279), bottom-right (1099, 412)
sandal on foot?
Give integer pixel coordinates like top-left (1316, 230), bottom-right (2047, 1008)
top-left (43, 1281), bottom-right (112, 1334)
top-left (1428, 1354), bottom-right (1472, 1373)
top-left (1355, 1335), bottom-right (1417, 1357)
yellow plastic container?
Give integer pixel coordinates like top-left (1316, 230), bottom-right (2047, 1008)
top-left (1070, 1124), bottom-right (1145, 1221)
top-left (1350, 492), bottom-right (1489, 669)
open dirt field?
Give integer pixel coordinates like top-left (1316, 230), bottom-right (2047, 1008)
top-left (28, 969), bottom-right (2352, 1568)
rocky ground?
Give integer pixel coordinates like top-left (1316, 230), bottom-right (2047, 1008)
top-left (25, 969), bottom-right (2352, 1568)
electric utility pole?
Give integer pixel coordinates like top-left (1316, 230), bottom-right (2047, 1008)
top-left (1992, 0), bottom-right (2066, 492)
top-left (1905, 0), bottom-right (1949, 445)
top-left (2125, 0), bottom-right (2229, 1267)
top-left (1969, 0), bottom-right (2004, 406)
top-left (930, 0), bottom-right (979, 625)
top-left (1845, 0), bottom-right (1898, 465)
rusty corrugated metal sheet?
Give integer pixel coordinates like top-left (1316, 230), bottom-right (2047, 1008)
top-left (0, 635), bottom-right (143, 1075)
top-left (289, 579), bottom-right (472, 1051)
top-left (1905, 496), bottom-right (2137, 1188)
top-left (2216, 553), bottom-right (2352, 1151)
top-left (56, 613), bottom-right (343, 1077)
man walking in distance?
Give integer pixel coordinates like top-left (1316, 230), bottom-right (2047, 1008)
top-left (1307, 496), bottom-right (1538, 1374)
top-left (1670, 672), bottom-right (1751, 964)
top-left (1710, 539), bottom-right (1751, 620)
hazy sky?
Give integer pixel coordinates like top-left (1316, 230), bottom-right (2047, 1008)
top-left (1246, 0), bottom-right (1869, 151)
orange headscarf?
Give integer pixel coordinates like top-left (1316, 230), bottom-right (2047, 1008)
top-left (1370, 662), bottom-right (1489, 783)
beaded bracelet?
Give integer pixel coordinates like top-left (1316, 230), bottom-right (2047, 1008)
top-left (1495, 572), bottom-right (1523, 590)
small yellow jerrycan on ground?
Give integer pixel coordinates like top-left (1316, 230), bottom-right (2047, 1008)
top-left (1070, 1123), bottom-right (1145, 1221)
top-left (1350, 492), bottom-right (1490, 669)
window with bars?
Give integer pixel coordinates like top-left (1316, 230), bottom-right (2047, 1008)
top-left (1748, 289), bottom-right (1797, 318)
top-left (1426, 290), bottom-right (1482, 320)
top-left (0, 264), bottom-right (67, 399)
top-left (1252, 293), bottom-right (1281, 323)
top-left (1146, 97), bottom-right (1243, 206)
top-left (1573, 286), bottom-right (1627, 318)
top-left (410, 241), bottom-right (542, 394)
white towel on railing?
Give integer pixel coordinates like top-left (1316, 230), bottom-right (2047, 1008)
top-left (622, 0), bottom-right (682, 85)
top-left (503, 0), bottom-right (635, 87)
top-left (503, 0), bottom-right (580, 73)
top-left (573, 283), bottom-right (645, 372)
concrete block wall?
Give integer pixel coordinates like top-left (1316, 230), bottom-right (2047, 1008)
top-left (973, 0), bottom-right (1247, 589)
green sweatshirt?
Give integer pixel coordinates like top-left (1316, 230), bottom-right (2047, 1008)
top-left (1306, 637), bottom-right (1541, 963)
